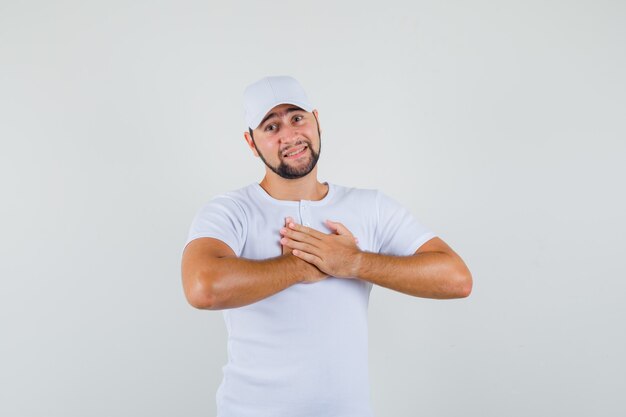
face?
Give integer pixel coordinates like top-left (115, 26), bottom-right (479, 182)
top-left (244, 103), bottom-right (322, 180)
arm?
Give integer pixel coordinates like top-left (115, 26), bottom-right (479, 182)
top-left (181, 237), bottom-right (324, 310)
top-left (355, 237), bottom-right (473, 299)
top-left (280, 221), bottom-right (473, 300)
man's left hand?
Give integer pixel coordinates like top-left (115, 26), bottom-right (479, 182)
top-left (279, 220), bottom-right (362, 279)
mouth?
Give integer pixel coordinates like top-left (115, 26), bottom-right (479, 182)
top-left (283, 145), bottom-right (308, 159)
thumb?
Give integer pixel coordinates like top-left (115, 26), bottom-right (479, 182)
top-left (325, 220), bottom-right (352, 236)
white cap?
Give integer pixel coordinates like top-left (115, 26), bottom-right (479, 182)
top-left (243, 75), bottom-right (314, 130)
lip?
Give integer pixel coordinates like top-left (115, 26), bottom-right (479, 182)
top-left (283, 145), bottom-right (308, 158)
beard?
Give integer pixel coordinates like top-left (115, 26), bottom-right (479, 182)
top-left (253, 122), bottom-right (322, 180)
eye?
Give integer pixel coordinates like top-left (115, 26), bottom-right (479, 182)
top-left (264, 123), bottom-right (277, 132)
top-left (294, 115), bottom-right (303, 122)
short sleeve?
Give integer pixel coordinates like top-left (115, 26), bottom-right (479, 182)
top-left (375, 190), bottom-right (437, 256)
top-left (183, 196), bottom-right (247, 256)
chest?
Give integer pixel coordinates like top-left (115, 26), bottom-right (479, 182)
top-left (241, 204), bottom-right (376, 260)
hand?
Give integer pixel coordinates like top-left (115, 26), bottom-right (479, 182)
top-left (281, 217), bottom-right (328, 284)
top-left (281, 216), bottom-right (294, 256)
top-left (280, 219), bottom-right (362, 279)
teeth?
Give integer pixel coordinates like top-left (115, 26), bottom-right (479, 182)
top-left (285, 146), bottom-right (306, 157)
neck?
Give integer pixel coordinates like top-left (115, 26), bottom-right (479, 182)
top-left (258, 170), bottom-right (328, 201)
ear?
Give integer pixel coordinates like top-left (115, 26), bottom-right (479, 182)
top-left (243, 131), bottom-right (259, 157)
top-left (312, 109), bottom-right (321, 134)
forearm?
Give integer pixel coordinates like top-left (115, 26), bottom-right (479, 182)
top-left (202, 253), bottom-right (313, 310)
top-left (355, 251), bottom-right (471, 299)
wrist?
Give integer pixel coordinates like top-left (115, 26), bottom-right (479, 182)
top-left (284, 252), bottom-right (313, 282)
top-left (352, 250), bottom-right (365, 278)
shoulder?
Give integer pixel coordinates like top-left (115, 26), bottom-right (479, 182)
top-left (195, 184), bottom-right (254, 217)
top-left (221, 182), bottom-right (256, 202)
top-left (328, 182), bottom-right (378, 203)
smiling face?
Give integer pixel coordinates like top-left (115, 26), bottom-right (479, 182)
top-left (244, 103), bottom-right (322, 180)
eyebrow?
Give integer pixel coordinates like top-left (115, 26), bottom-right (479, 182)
top-left (259, 106), bottom-right (306, 127)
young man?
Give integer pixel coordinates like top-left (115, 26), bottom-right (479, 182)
top-left (181, 75), bottom-right (472, 417)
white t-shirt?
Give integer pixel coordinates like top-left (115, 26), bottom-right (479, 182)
top-left (184, 181), bottom-right (437, 417)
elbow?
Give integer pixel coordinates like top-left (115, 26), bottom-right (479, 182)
top-left (187, 289), bottom-right (215, 310)
top-left (184, 270), bottom-right (219, 310)
top-left (450, 257), bottom-right (472, 298)
top-left (456, 271), bottom-right (473, 298)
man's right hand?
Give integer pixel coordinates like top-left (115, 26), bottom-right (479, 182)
top-left (282, 217), bottom-right (328, 284)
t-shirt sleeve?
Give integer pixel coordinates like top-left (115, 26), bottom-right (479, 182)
top-left (183, 195), bottom-right (247, 257)
top-left (375, 190), bottom-right (437, 256)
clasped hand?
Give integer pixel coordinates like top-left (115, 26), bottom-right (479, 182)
top-left (279, 217), bottom-right (362, 279)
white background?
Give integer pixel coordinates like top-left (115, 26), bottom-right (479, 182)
top-left (1, 0), bottom-right (625, 416)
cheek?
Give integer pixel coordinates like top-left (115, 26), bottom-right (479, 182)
top-left (259, 139), bottom-right (281, 157)
top-left (267, 141), bottom-right (281, 154)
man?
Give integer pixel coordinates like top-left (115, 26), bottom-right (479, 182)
top-left (181, 75), bottom-right (472, 417)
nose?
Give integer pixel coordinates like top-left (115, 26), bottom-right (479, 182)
top-left (278, 123), bottom-right (301, 146)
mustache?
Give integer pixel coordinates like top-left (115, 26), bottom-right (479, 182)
top-left (280, 140), bottom-right (311, 155)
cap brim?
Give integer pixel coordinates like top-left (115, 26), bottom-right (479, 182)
top-left (250, 100), bottom-right (314, 130)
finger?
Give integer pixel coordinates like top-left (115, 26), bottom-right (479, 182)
top-left (325, 220), bottom-right (339, 234)
top-left (288, 221), bottom-right (327, 240)
top-left (281, 218), bottom-right (291, 254)
top-left (281, 237), bottom-right (320, 256)
top-left (325, 220), bottom-right (353, 237)
top-left (280, 236), bottom-right (291, 254)
top-left (292, 249), bottom-right (323, 268)
top-left (284, 225), bottom-right (323, 245)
